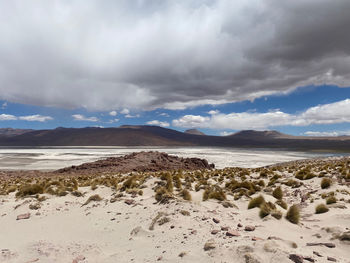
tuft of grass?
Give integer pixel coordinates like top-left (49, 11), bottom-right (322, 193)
top-left (315, 204), bottom-right (329, 214)
top-left (248, 195), bottom-right (265, 209)
top-left (326, 196), bottom-right (337, 204)
top-left (271, 210), bottom-right (282, 220)
top-left (272, 186), bottom-right (283, 200)
top-left (181, 189), bottom-right (192, 201)
top-left (321, 178), bottom-right (332, 189)
top-left (259, 203), bottom-right (271, 218)
top-left (155, 187), bottom-right (173, 204)
top-left (82, 194), bottom-right (102, 206)
top-left (286, 204), bottom-right (300, 224)
top-left (276, 199), bottom-right (288, 210)
top-left (16, 184), bottom-right (44, 198)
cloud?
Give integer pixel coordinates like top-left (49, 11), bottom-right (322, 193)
top-left (108, 118), bottom-right (119, 123)
top-left (0, 113), bottom-right (52, 122)
top-left (0, 1), bottom-right (349, 111)
top-left (18, 115), bottom-right (53, 122)
top-left (120, 109), bottom-right (130, 115)
top-left (172, 99), bottom-right (350, 130)
top-left (304, 130), bottom-right (350, 137)
top-left (1, 102), bottom-right (7, 109)
top-left (220, 131), bottom-right (234, 136)
top-left (159, 113), bottom-right (170, 117)
top-left (125, 114), bottom-right (140, 118)
top-left (109, 111), bottom-right (117, 116)
top-left (146, 120), bottom-right (170, 127)
top-left (72, 114), bottom-right (99, 122)
top-left (0, 114), bottom-right (17, 121)
top-left (208, 110), bottom-right (220, 115)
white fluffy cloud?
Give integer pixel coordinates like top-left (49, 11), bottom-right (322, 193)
top-left (0, 114), bottom-right (52, 122)
top-left (0, 1), bottom-right (349, 111)
top-left (72, 114), bottom-right (99, 122)
top-left (109, 111), bottom-right (117, 116)
top-left (173, 99), bottom-right (350, 130)
top-left (146, 120), bottom-right (170, 127)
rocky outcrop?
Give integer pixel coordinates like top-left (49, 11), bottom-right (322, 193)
top-left (57, 151), bottom-right (214, 175)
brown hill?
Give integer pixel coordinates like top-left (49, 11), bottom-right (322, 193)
top-left (0, 125), bottom-right (350, 152)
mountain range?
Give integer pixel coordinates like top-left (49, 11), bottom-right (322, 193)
top-left (0, 126), bottom-right (350, 152)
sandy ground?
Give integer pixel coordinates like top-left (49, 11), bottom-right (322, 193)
top-left (1, 158), bottom-right (350, 262)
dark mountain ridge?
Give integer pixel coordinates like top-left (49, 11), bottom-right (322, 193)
top-left (1, 126), bottom-right (350, 152)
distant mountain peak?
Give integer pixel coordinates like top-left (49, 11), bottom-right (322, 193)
top-left (232, 130), bottom-right (287, 138)
top-left (184, 129), bottom-right (206, 136)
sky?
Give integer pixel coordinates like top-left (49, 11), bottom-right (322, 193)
top-left (0, 0), bottom-right (350, 136)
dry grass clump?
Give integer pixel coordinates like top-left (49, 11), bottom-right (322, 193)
top-left (202, 187), bottom-right (226, 201)
top-left (16, 184), bottom-right (44, 198)
top-left (248, 195), bottom-right (265, 209)
top-left (181, 189), bottom-right (192, 201)
top-left (321, 178), bottom-right (332, 189)
top-left (275, 199), bottom-right (288, 210)
top-left (286, 204), bottom-right (300, 224)
top-left (272, 186), bottom-right (283, 200)
top-left (326, 196), bottom-right (337, 204)
top-left (315, 204), bottom-right (329, 214)
top-left (295, 168), bottom-right (316, 180)
top-left (271, 210), bottom-right (283, 220)
top-left (82, 194), bottom-right (102, 206)
top-left (283, 179), bottom-right (302, 188)
top-left (155, 187), bottom-right (173, 204)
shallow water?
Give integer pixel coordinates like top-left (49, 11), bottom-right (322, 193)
top-left (0, 146), bottom-right (341, 171)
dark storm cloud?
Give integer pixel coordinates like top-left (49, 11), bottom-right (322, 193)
top-left (0, 0), bottom-right (349, 111)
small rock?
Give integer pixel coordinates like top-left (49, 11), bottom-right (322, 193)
top-left (221, 226), bottom-right (229, 231)
top-left (289, 254), bottom-right (304, 263)
top-left (237, 223), bottom-right (243, 227)
top-left (252, 236), bottom-right (263, 241)
top-left (327, 257), bottom-right (336, 262)
top-left (313, 251), bottom-right (322, 257)
top-left (204, 240), bottom-right (216, 251)
top-left (178, 252), bottom-right (186, 257)
top-left (303, 256), bottom-right (315, 262)
top-left (226, 230), bottom-right (240, 237)
top-left (124, 199), bottom-right (135, 205)
top-left (324, 243), bottom-right (336, 248)
top-left (170, 225), bottom-right (175, 229)
top-left (72, 255), bottom-right (85, 263)
top-left (211, 230), bottom-right (219, 235)
top-left (16, 213), bottom-right (30, 220)
top-left (212, 218), bottom-right (220, 224)
top-left (245, 225), bottom-right (255, 231)
top-left (157, 256), bottom-right (163, 261)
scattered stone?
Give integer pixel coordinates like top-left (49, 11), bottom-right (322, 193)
top-left (306, 242), bottom-right (335, 248)
top-left (327, 257), bottom-right (336, 262)
top-left (237, 223), bottom-right (243, 227)
top-left (245, 225), bottom-right (255, 231)
top-left (211, 229), bottom-right (219, 235)
top-left (204, 240), bottom-right (216, 251)
top-left (313, 251), bottom-right (322, 257)
top-left (226, 230), bottom-right (240, 237)
top-left (178, 252), bottom-right (186, 257)
top-left (244, 253), bottom-right (261, 263)
top-left (157, 256), bottom-right (163, 261)
top-left (16, 213), bottom-right (30, 220)
top-left (339, 231), bottom-right (350, 241)
top-left (124, 199), bottom-right (135, 205)
top-left (72, 255), bottom-right (85, 263)
top-left (289, 254), bottom-right (304, 263)
top-left (303, 256), bottom-right (315, 262)
top-left (180, 210), bottom-right (190, 216)
top-left (170, 225), bottom-right (175, 229)
top-left (212, 218), bottom-right (220, 224)
top-left (221, 226), bottom-right (229, 231)
top-left (252, 236), bottom-right (263, 241)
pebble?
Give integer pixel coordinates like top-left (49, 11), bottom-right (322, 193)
top-left (16, 213), bottom-right (30, 220)
top-left (211, 230), bottom-right (220, 235)
top-left (212, 218), bottom-right (220, 224)
top-left (204, 240), bottom-right (216, 251)
top-left (327, 257), bottom-right (336, 262)
top-left (221, 226), bottom-right (229, 231)
top-left (244, 225), bottom-right (255, 231)
top-left (124, 199), bottom-right (135, 205)
top-left (289, 254), bottom-right (304, 263)
top-left (226, 230), bottom-right (240, 237)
